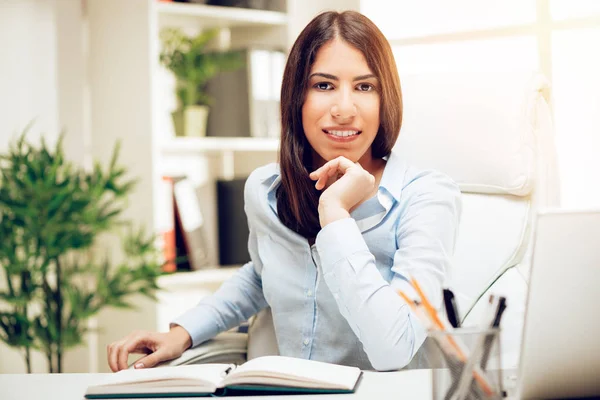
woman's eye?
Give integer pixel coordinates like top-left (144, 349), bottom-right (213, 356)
top-left (357, 83), bottom-right (374, 92)
top-left (314, 82), bottom-right (333, 90)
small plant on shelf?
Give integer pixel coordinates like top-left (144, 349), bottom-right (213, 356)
top-left (160, 28), bottom-right (243, 137)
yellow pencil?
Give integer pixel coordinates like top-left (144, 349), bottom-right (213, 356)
top-left (405, 279), bottom-right (494, 397)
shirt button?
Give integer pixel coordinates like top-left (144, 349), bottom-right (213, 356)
top-left (303, 338), bottom-right (310, 346)
top-left (306, 290), bottom-right (313, 297)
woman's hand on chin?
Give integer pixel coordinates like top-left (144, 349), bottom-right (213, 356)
top-left (310, 156), bottom-right (376, 227)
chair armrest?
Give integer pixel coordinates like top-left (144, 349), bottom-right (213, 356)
top-left (157, 331), bottom-right (248, 367)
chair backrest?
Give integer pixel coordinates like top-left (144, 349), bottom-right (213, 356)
top-left (396, 70), bottom-right (559, 313)
top-left (395, 71), bottom-right (559, 368)
top-left (248, 71), bottom-right (560, 367)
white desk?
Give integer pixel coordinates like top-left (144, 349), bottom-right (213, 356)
top-left (0, 369), bottom-right (432, 400)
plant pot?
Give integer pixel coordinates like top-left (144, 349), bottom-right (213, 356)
top-left (171, 110), bottom-right (184, 137)
top-left (171, 105), bottom-right (210, 137)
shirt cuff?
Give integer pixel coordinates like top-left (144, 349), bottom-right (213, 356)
top-left (316, 217), bottom-right (370, 270)
top-left (170, 306), bottom-right (221, 348)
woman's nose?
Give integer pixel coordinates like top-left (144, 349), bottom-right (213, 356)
top-left (330, 89), bottom-right (357, 120)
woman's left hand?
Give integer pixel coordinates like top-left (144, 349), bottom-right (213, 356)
top-left (309, 156), bottom-right (376, 227)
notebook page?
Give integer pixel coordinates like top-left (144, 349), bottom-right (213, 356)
top-left (223, 356), bottom-right (361, 389)
top-left (96, 364), bottom-right (233, 388)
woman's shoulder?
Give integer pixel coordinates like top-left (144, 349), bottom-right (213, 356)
top-left (244, 162), bottom-right (281, 208)
top-left (384, 151), bottom-right (460, 202)
top-left (399, 164), bottom-right (461, 204)
top-left (246, 162), bottom-right (280, 193)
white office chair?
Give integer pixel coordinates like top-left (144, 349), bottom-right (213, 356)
top-left (165, 70), bottom-right (559, 370)
top-left (396, 70), bottom-right (559, 369)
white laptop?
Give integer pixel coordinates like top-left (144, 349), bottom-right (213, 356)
top-left (516, 209), bottom-right (600, 399)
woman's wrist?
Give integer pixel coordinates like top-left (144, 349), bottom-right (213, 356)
top-left (169, 325), bottom-right (193, 352)
top-left (318, 199), bottom-right (350, 227)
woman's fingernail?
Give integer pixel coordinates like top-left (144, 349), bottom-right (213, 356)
top-left (134, 363), bottom-right (145, 369)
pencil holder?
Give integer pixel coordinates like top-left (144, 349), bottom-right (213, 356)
top-left (428, 328), bottom-right (504, 400)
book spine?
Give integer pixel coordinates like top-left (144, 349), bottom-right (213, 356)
top-left (159, 176), bottom-right (177, 273)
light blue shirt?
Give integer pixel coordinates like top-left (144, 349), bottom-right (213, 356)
top-left (173, 150), bottom-right (461, 371)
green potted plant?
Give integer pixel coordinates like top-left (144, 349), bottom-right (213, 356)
top-left (0, 127), bottom-right (164, 373)
top-left (160, 28), bottom-right (243, 137)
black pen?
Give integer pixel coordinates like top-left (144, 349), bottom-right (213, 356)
top-left (443, 289), bottom-right (461, 328)
top-left (480, 296), bottom-right (508, 371)
top-left (492, 297), bottom-right (507, 328)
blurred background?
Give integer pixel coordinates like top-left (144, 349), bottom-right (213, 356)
top-left (0, 0), bottom-right (599, 374)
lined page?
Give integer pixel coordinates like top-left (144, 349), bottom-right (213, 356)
top-left (223, 356), bottom-right (361, 389)
top-left (96, 364), bottom-right (232, 387)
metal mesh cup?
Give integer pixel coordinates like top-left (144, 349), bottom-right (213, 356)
top-left (429, 328), bottom-right (504, 400)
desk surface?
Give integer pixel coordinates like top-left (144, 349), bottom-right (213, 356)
top-left (0, 369), bottom-right (432, 400)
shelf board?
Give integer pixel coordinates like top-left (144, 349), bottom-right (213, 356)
top-left (157, 266), bottom-right (240, 289)
top-left (157, 2), bottom-right (287, 28)
top-left (162, 136), bottom-right (280, 153)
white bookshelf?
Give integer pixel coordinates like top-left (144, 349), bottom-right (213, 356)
top-left (162, 136), bottom-right (279, 153)
top-left (157, 266), bottom-right (240, 289)
top-left (157, 2), bottom-right (287, 28)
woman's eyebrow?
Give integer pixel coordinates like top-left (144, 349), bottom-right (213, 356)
top-left (309, 72), bottom-right (338, 81)
top-left (353, 74), bottom-right (377, 81)
top-left (308, 72), bottom-right (377, 81)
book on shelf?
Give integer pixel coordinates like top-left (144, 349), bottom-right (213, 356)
top-left (173, 178), bottom-right (211, 270)
top-left (158, 176), bottom-right (179, 273)
top-left (206, 48), bottom-right (285, 139)
top-left (216, 177), bottom-right (251, 265)
top-left (158, 176), bottom-right (211, 272)
top-left (85, 356), bottom-right (363, 398)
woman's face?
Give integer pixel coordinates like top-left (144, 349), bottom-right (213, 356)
top-left (302, 38), bottom-right (380, 168)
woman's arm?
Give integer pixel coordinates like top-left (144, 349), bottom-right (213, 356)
top-left (171, 259), bottom-right (268, 347)
top-left (171, 171), bottom-right (270, 347)
top-left (315, 169), bottom-right (461, 370)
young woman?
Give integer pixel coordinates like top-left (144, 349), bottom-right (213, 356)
top-left (107, 10), bottom-right (461, 372)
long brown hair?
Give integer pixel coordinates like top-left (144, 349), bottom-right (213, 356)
top-left (277, 11), bottom-right (402, 239)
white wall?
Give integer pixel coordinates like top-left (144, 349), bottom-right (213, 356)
top-left (287, 0), bottom-right (359, 47)
top-left (0, 0), bottom-right (91, 374)
top-left (0, 0), bottom-right (59, 150)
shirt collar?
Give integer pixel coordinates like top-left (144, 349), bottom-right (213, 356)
top-left (263, 150), bottom-right (407, 214)
top-left (378, 150), bottom-right (406, 202)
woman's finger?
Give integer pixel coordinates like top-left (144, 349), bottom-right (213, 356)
top-left (117, 339), bottom-right (135, 371)
top-left (315, 170), bottom-right (330, 189)
top-left (315, 163), bottom-right (340, 190)
top-left (311, 156), bottom-right (358, 189)
top-left (312, 162), bottom-right (333, 189)
top-left (329, 156), bottom-right (358, 173)
top-left (133, 348), bottom-right (167, 369)
top-left (108, 342), bottom-right (122, 372)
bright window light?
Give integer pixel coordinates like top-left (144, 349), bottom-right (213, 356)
top-left (393, 36), bottom-right (538, 75)
top-left (552, 28), bottom-right (600, 208)
top-left (361, 0), bottom-right (536, 40)
top-left (550, 0), bottom-right (600, 21)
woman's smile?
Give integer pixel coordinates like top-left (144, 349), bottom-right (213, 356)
top-left (322, 126), bottom-right (362, 142)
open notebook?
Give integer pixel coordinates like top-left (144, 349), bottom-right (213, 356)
top-left (85, 356), bottom-right (363, 398)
